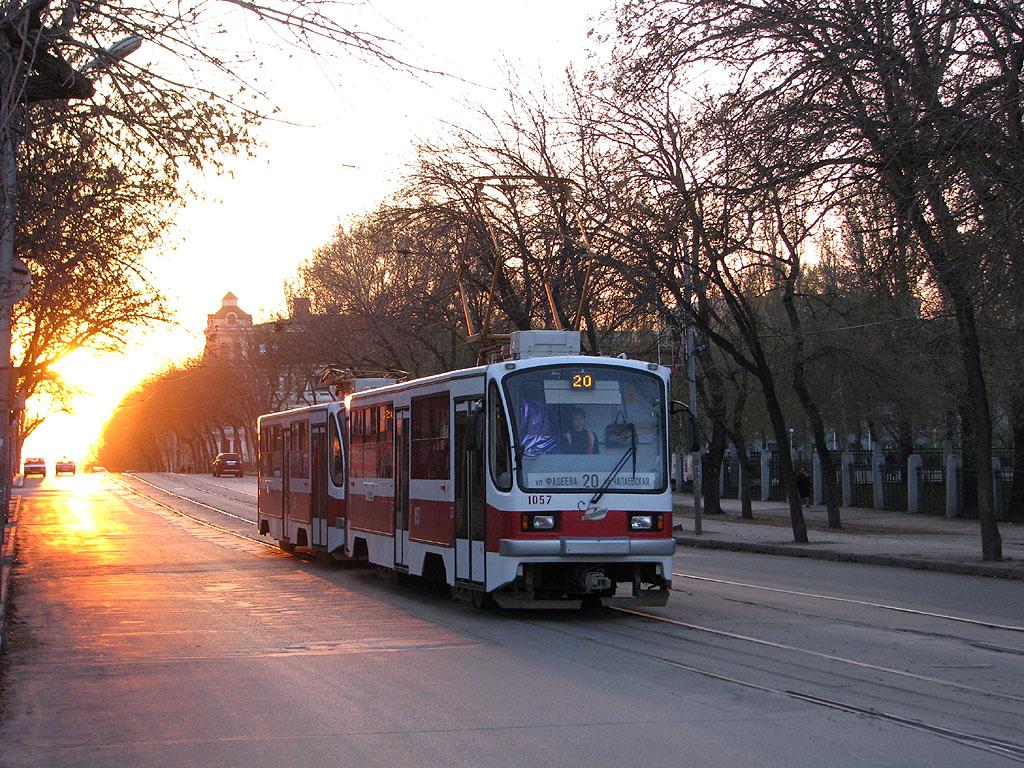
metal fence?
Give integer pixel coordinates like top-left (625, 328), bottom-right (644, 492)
top-left (954, 466), bottom-right (980, 519)
top-left (995, 463), bottom-right (1015, 521)
top-left (721, 455), bottom-right (740, 499)
top-left (750, 450), bottom-right (762, 500)
top-left (847, 450), bottom-right (873, 508)
top-left (695, 447), bottom-right (1019, 519)
top-left (881, 447), bottom-right (907, 511)
top-left (820, 450), bottom-right (842, 505)
top-left (766, 450), bottom-right (785, 501)
top-left (916, 449), bottom-right (946, 515)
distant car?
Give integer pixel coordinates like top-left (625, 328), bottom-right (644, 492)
top-left (23, 457), bottom-right (46, 477)
top-left (91, 465), bottom-right (107, 473)
top-left (55, 459), bottom-right (76, 476)
top-left (212, 452), bottom-right (243, 478)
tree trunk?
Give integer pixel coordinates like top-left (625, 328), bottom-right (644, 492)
top-left (959, 401), bottom-right (978, 518)
top-left (762, 378), bottom-right (808, 542)
top-left (1010, 392), bottom-right (1024, 521)
top-left (735, 438), bottom-right (753, 519)
top-left (727, 375), bottom-right (753, 519)
top-left (704, 417), bottom-right (726, 515)
top-left (703, 364), bottom-right (728, 515)
top-left (954, 300), bottom-right (1001, 560)
top-left (781, 275), bottom-right (841, 527)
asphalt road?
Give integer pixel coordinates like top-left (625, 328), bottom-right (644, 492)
top-left (1, 472), bottom-right (1021, 767)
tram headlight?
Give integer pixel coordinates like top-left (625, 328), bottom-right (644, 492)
top-left (521, 513), bottom-right (557, 531)
top-left (630, 514), bottom-right (664, 531)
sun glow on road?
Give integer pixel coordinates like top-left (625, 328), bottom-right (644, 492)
top-left (64, 490), bottom-right (101, 535)
top-left (38, 474), bottom-right (128, 565)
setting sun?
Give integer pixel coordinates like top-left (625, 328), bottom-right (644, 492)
top-left (21, 329), bottom-right (196, 466)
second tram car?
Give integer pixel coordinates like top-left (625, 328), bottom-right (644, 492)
top-left (257, 401), bottom-right (348, 554)
top-left (257, 331), bottom-right (675, 608)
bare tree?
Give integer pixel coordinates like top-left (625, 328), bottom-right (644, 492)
top-left (611, 0), bottom-right (1022, 559)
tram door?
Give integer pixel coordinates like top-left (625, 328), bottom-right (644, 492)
top-left (455, 399), bottom-right (486, 583)
top-left (394, 408), bottom-right (410, 567)
top-left (310, 422), bottom-right (328, 547)
top-left (281, 425), bottom-right (291, 540)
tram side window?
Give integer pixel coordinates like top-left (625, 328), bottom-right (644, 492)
top-left (269, 425), bottom-right (283, 478)
top-left (329, 412), bottom-right (344, 486)
top-left (259, 429), bottom-right (267, 475)
top-left (350, 409), bottom-right (365, 477)
top-left (349, 405), bottom-right (393, 478)
top-left (290, 420), bottom-right (309, 479)
top-left (376, 405), bottom-right (394, 479)
top-left (488, 382), bottom-right (512, 491)
top-left (411, 393), bottom-right (450, 480)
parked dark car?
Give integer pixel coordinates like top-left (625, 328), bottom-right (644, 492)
top-left (212, 452), bottom-right (243, 478)
top-left (55, 458), bottom-right (77, 476)
top-left (23, 457), bottom-right (46, 477)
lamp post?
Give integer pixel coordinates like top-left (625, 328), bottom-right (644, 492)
top-left (0, 33), bottom-right (142, 511)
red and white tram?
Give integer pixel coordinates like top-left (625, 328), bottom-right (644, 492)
top-left (257, 401), bottom-right (348, 554)
top-left (258, 331), bottom-right (675, 608)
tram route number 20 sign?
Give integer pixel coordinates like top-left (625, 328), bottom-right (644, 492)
top-left (571, 373), bottom-right (594, 389)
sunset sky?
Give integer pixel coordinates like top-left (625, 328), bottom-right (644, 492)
top-left (22, 0), bottom-right (608, 465)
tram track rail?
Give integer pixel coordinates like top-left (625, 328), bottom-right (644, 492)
top-left (112, 473), bottom-right (270, 549)
top-left (151, 472), bottom-right (258, 506)
top-left (540, 609), bottom-right (1024, 764)
top-left (672, 572), bottom-right (1024, 633)
top-left (117, 473), bottom-right (1024, 764)
top-left (610, 605), bottom-right (1024, 704)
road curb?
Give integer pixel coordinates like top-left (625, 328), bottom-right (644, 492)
top-left (674, 534), bottom-right (1024, 581)
top-left (1, 495), bottom-right (22, 653)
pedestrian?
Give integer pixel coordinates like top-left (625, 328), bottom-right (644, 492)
top-left (796, 465), bottom-right (811, 506)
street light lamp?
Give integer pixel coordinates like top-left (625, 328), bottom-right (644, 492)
top-left (84, 35), bottom-right (144, 72)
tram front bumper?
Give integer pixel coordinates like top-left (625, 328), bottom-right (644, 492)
top-left (498, 537), bottom-right (675, 557)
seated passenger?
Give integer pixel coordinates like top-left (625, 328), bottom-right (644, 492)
top-left (562, 406), bottom-right (598, 454)
top-left (520, 398), bottom-right (559, 456)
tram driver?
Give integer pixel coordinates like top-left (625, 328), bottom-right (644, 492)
top-left (561, 406), bottom-right (598, 454)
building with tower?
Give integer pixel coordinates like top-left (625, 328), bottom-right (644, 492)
top-left (204, 291), bottom-right (253, 360)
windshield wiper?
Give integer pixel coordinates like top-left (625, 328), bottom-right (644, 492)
top-left (589, 424), bottom-right (637, 507)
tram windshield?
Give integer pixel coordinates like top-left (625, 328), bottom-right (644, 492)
top-left (504, 365), bottom-right (667, 493)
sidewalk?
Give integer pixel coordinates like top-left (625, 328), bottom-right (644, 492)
top-left (1, 494), bottom-right (21, 652)
top-left (672, 493), bottom-right (1024, 580)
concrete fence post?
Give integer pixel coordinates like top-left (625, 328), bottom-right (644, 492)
top-left (841, 451), bottom-right (854, 507)
top-left (812, 450), bottom-right (823, 506)
top-left (992, 456), bottom-right (1003, 521)
top-left (761, 450), bottom-right (772, 502)
top-left (945, 453), bottom-right (962, 518)
top-left (907, 454), bottom-right (922, 513)
top-left (872, 445), bottom-right (885, 509)
top-left (672, 451), bottom-right (684, 491)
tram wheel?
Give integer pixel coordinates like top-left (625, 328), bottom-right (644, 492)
top-left (277, 539), bottom-right (296, 553)
top-left (472, 589), bottom-right (496, 609)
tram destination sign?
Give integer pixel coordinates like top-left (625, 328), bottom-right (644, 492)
top-left (528, 472), bottom-right (657, 489)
